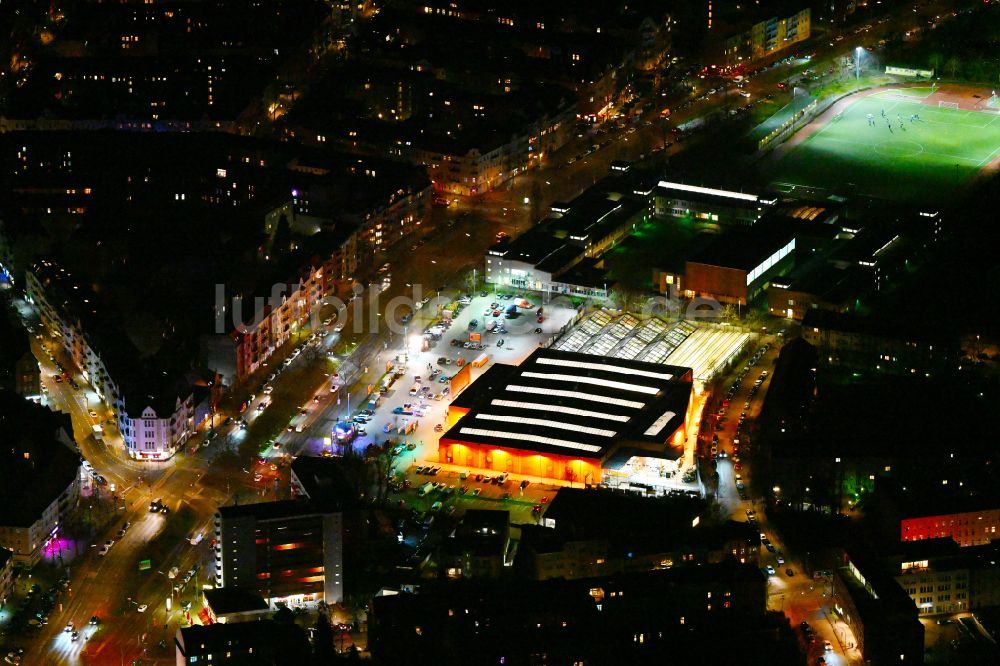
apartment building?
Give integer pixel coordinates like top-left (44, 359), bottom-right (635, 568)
top-left (410, 105), bottom-right (576, 197)
top-left (719, 6), bottom-right (811, 66)
top-left (895, 555), bottom-right (971, 616)
top-left (214, 500), bottom-right (345, 606)
top-left (26, 262), bottom-right (202, 461)
top-left (0, 548), bottom-right (13, 604)
top-left (0, 392), bottom-right (81, 567)
top-left (228, 233), bottom-right (358, 384)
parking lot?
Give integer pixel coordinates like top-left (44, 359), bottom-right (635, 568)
top-left (394, 466), bottom-right (564, 525)
top-left (313, 290), bottom-right (581, 520)
top-left (298, 290), bottom-right (579, 474)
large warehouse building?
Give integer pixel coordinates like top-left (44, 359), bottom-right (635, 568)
top-left (651, 180), bottom-right (775, 227)
top-left (680, 217), bottom-right (798, 305)
top-left (437, 349), bottom-right (694, 484)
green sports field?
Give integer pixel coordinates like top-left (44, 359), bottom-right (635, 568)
top-left (771, 89), bottom-right (1000, 202)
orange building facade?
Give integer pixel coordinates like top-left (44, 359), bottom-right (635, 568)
top-left (901, 508), bottom-right (1000, 547)
top-left (435, 349), bottom-right (693, 486)
top-left (438, 438), bottom-right (604, 485)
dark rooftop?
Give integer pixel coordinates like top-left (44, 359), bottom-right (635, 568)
top-left (801, 309), bottom-right (952, 346)
top-left (547, 193), bottom-right (646, 257)
top-left (553, 257), bottom-right (613, 291)
top-left (289, 456), bottom-right (359, 512)
top-left (176, 619), bottom-right (309, 660)
top-left (443, 348), bottom-right (692, 461)
top-left (840, 546), bottom-right (925, 619)
top-left (202, 588), bottom-right (269, 617)
top-left (890, 538), bottom-right (963, 564)
top-left (217, 499), bottom-right (318, 522)
top-left (490, 224), bottom-right (567, 267)
top-left (876, 477), bottom-right (1000, 521)
top-left (687, 216), bottom-right (798, 273)
top-left (770, 259), bottom-right (869, 308)
top-left (831, 226), bottom-right (907, 267)
top-left (0, 391), bottom-right (78, 528)
top-left (533, 243), bottom-right (588, 276)
top-left (542, 488), bottom-right (707, 555)
top-left (460, 509), bottom-right (510, 533)
top-left (450, 510), bottom-right (510, 558)
top-left (0, 308), bottom-right (31, 388)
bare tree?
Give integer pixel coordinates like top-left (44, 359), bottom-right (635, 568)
top-left (928, 52), bottom-right (944, 75)
top-left (945, 56), bottom-right (962, 79)
top-left (528, 180), bottom-right (544, 225)
top-left (366, 441), bottom-right (405, 502)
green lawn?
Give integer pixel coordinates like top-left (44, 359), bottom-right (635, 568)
top-left (771, 90), bottom-right (1000, 202)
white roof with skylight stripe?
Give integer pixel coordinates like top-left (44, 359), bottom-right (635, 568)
top-left (522, 371), bottom-right (660, 395)
top-left (475, 413), bottom-right (618, 438)
top-left (490, 399), bottom-right (631, 423)
top-left (459, 428), bottom-right (603, 454)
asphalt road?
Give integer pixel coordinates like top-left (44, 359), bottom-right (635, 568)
top-left (15, 329), bottom-right (226, 666)
top-left (701, 334), bottom-right (863, 666)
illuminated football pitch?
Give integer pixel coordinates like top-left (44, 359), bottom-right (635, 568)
top-left (772, 89), bottom-right (1000, 202)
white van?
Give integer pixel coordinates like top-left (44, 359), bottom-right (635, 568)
top-left (409, 383), bottom-right (420, 396)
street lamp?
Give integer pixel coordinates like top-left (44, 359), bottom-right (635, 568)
top-left (855, 46), bottom-right (863, 81)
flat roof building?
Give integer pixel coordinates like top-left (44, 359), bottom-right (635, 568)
top-left (214, 500), bottom-right (345, 607)
top-left (682, 217), bottom-right (798, 305)
top-left (653, 180), bottom-right (776, 227)
top-left (201, 588), bottom-right (270, 625)
top-left (833, 548), bottom-right (924, 665)
top-left (438, 348), bottom-right (693, 484)
top-left (174, 619), bottom-right (310, 666)
top-left (767, 261), bottom-right (869, 321)
top-left (486, 182), bottom-right (647, 300)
